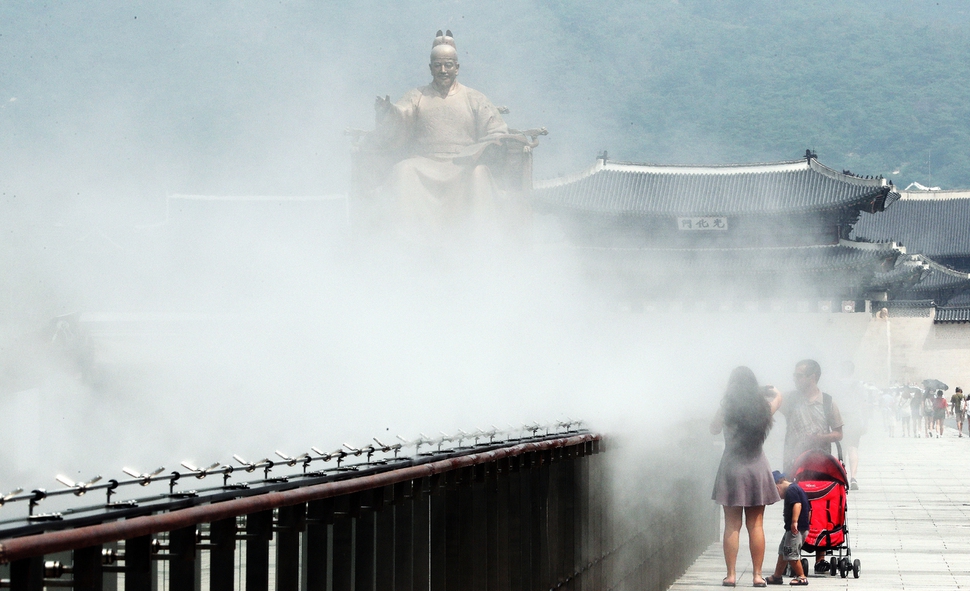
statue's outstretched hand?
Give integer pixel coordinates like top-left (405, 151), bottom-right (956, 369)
top-left (375, 95), bottom-right (392, 114)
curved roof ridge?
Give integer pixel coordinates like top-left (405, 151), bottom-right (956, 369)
top-left (599, 159), bottom-right (808, 175)
top-left (564, 240), bottom-right (900, 255)
top-left (838, 238), bottom-right (901, 252)
top-left (900, 189), bottom-right (970, 201)
top-left (808, 159), bottom-right (892, 188)
top-left (533, 157), bottom-right (895, 215)
top-left (914, 254), bottom-right (970, 280)
top-left (533, 160), bottom-right (604, 190)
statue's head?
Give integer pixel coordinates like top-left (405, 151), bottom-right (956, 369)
top-left (429, 30), bottom-right (459, 90)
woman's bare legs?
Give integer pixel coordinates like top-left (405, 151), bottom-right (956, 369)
top-left (722, 506), bottom-right (743, 584)
top-left (744, 505), bottom-right (767, 584)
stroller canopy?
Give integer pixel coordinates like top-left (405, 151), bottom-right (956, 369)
top-left (791, 450), bottom-right (849, 488)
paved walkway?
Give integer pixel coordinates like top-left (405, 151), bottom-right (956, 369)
top-left (670, 423), bottom-right (970, 590)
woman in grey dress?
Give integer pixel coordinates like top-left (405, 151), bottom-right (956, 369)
top-left (710, 366), bottom-right (782, 587)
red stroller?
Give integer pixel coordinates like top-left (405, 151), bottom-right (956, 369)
top-left (790, 446), bottom-right (861, 578)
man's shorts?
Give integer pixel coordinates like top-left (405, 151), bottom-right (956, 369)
top-left (779, 530), bottom-right (807, 561)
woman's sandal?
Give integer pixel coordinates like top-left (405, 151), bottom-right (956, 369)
top-left (722, 577), bottom-right (737, 587)
top-left (790, 576), bottom-right (809, 586)
top-left (765, 575), bottom-right (784, 585)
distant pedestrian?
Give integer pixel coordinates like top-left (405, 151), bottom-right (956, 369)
top-left (921, 389), bottom-right (935, 437)
top-left (764, 471), bottom-right (810, 586)
top-left (951, 387), bottom-right (965, 437)
top-left (711, 366), bottom-right (782, 588)
top-left (909, 388), bottom-right (923, 437)
top-left (898, 390), bottom-right (913, 437)
top-left (964, 389), bottom-right (970, 437)
top-left (835, 361), bottom-right (868, 489)
top-left (933, 390), bottom-right (947, 437)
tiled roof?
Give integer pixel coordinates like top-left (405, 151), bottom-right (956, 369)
top-left (884, 254), bottom-right (970, 292)
top-left (875, 253), bottom-right (970, 307)
top-left (935, 307), bottom-right (970, 323)
top-left (914, 257), bottom-right (970, 290)
top-left (884, 299), bottom-right (936, 308)
top-left (533, 158), bottom-right (898, 216)
top-left (851, 190), bottom-right (970, 257)
top-left (946, 292), bottom-right (970, 306)
top-left (871, 255), bottom-right (926, 290)
top-left (880, 299), bottom-right (935, 317)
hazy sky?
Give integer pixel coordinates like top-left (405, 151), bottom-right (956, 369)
top-left (4, 0), bottom-right (970, 214)
top-left (0, 2), bottom-right (608, 214)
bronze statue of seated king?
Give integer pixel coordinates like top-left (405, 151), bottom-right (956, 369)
top-left (348, 30), bottom-right (545, 244)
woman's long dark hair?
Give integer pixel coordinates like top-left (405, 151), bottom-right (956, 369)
top-left (722, 366), bottom-right (773, 455)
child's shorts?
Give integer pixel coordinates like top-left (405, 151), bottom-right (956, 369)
top-left (779, 530), bottom-right (807, 561)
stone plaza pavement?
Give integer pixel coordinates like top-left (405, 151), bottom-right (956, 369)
top-left (669, 423), bottom-right (970, 590)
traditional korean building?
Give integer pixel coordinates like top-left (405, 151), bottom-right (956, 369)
top-left (851, 189), bottom-right (970, 321)
top-left (532, 152), bottom-right (908, 306)
top-left (534, 151), bottom-right (898, 248)
top-left (852, 190), bottom-right (970, 272)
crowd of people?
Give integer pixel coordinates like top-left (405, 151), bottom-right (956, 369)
top-left (709, 360), bottom-right (964, 586)
top-left (878, 384), bottom-right (967, 438)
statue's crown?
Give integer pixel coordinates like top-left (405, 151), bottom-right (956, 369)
top-left (432, 30), bottom-right (456, 50)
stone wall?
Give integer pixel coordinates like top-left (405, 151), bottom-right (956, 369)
top-left (853, 315), bottom-right (970, 390)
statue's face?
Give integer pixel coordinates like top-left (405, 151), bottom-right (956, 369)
top-left (429, 48), bottom-right (459, 88)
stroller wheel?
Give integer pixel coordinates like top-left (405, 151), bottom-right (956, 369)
top-left (829, 556), bottom-right (838, 576)
top-left (801, 558), bottom-right (809, 577)
top-left (840, 558), bottom-right (850, 578)
top-left (853, 559), bottom-right (861, 578)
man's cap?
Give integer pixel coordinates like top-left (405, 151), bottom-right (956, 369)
top-left (772, 470), bottom-right (786, 483)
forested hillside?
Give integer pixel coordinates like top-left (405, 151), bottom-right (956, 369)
top-left (535, 0), bottom-right (970, 188)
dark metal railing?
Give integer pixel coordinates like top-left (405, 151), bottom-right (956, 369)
top-left (0, 425), bottom-right (601, 591)
top-left (0, 423), bottom-right (718, 591)
top-left (0, 425), bottom-right (569, 522)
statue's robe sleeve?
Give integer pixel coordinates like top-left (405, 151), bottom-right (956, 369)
top-left (468, 88), bottom-right (508, 141)
top-left (373, 88), bottom-right (424, 151)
